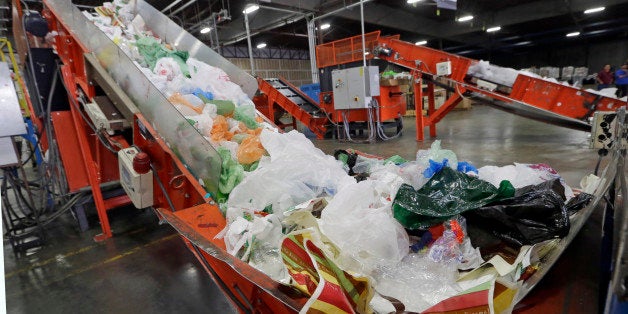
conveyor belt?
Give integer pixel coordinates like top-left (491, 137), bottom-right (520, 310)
top-left (265, 78), bottom-right (324, 117)
top-left (258, 77), bottom-right (329, 139)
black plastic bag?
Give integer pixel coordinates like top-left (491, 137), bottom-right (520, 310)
top-left (464, 179), bottom-right (573, 247)
top-left (566, 192), bottom-right (593, 215)
top-left (392, 167), bottom-right (515, 229)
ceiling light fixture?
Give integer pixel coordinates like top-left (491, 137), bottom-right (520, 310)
top-left (584, 7), bottom-right (605, 14)
top-left (566, 31), bottom-right (580, 37)
top-left (243, 4), bottom-right (260, 14)
top-left (320, 23), bottom-right (331, 30)
top-left (486, 26), bottom-right (501, 33)
top-left (513, 41), bottom-right (532, 46)
top-left (200, 27), bottom-right (211, 34)
top-left (457, 15), bottom-right (474, 22)
top-left (407, 0), bottom-right (423, 4)
top-left (415, 40), bottom-right (427, 45)
top-left (256, 43), bottom-right (267, 49)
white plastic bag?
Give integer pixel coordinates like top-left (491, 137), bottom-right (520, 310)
top-left (319, 179), bottom-right (409, 275)
top-left (216, 210), bottom-right (289, 283)
top-left (187, 58), bottom-right (252, 106)
top-left (416, 140), bottom-right (458, 170)
top-left (227, 130), bottom-right (355, 216)
top-left (373, 253), bottom-right (461, 313)
top-left (478, 163), bottom-right (574, 199)
top-left (184, 113), bottom-right (213, 137)
top-left (154, 57), bottom-right (182, 81)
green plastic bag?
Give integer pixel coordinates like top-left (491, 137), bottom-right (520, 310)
top-left (217, 147), bottom-right (244, 195)
top-left (233, 104), bottom-right (259, 129)
top-left (136, 36), bottom-right (190, 76)
top-left (384, 155), bottom-right (407, 165)
top-left (207, 100), bottom-right (236, 116)
top-left (392, 167), bottom-right (515, 229)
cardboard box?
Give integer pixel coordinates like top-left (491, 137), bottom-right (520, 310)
top-left (455, 97), bottom-right (473, 110)
top-left (397, 78), bottom-right (412, 86)
top-left (380, 78), bottom-right (398, 86)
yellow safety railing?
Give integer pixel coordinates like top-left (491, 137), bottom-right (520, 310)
top-left (0, 37), bottom-right (31, 117)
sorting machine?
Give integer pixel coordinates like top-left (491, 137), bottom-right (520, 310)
top-left (13, 0), bottom-right (628, 312)
top-left (258, 31), bottom-right (627, 141)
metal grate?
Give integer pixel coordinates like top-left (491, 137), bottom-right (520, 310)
top-left (316, 31), bottom-right (380, 68)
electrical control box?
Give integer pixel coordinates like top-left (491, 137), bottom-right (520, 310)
top-left (436, 61), bottom-right (452, 76)
top-left (118, 147), bottom-right (153, 208)
top-left (332, 66), bottom-right (380, 110)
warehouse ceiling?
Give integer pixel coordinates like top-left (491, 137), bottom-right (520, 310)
top-left (68, 0), bottom-right (628, 58)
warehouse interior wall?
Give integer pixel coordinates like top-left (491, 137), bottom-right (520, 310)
top-left (226, 58), bottom-right (312, 86)
top-left (489, 38), bottom-right (628, 73)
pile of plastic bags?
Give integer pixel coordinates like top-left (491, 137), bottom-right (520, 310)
top-left (87, 0), bottom-right (272, 197)
top-left (85, 2), bottom-right (596, 313)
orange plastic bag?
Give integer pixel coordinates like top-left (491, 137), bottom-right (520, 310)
top-left (237, 135), bottom-right (265, 164)
top-left (168, 93), bottom-right (203, 114)
top-left (210, 115), bottom-right (234, 142)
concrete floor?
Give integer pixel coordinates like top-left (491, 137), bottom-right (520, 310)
top-left (4, 104), bottom-right (611, 313)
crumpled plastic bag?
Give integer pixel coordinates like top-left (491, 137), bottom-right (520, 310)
top-left (478, 163), bottom-right (574, 200)
top-left (392, 167), bottom-right (515, 229)
top-left (566, 192), bottom-right (593, 215)
top-left (185, 113), bottom-right (213, 137)
top-left (234, 103), bottom-right (259, 129)
top-left (153, 57), bottom-right (182, 81)
top-left (208, 99), bottom-right (235, 116)
top-left (398, 161), bottom-right (429, 190)
top-left (424, 216), bottom-right (484, 270)
top-left (281, 229), bottom-right (374, 314)
top-left (187, 58), bottom-right (251, 106)
top-left (217, 147), bottom-right (244, 195)
top-left (202, 103), bottom-right (218, 119)
top-left (136, 36), bottom-right (189, 76)
top-left (372, 253), bottom-right (461, 313)
top-left (236, 135), bottom-right (265, 165)
top-left (168, 93), bottom-right (204, 115)
top-left (192, 88), bottom-right (214, 102)
top-left (464, 179), bottom-right (576, 247)
top-left (320, 180), bottom-right (410, 275)
top-left (416, 140), bottom-right (458, 170)
top-left (210, 115), bottom-right (234, 142)
top-left (215, 211), bottom-right (289, 283)
top-left (227, 130), bottom-right (355, 217)
top-left (457, 161), bottom-right (478, 175)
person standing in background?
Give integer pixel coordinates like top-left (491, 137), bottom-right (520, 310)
top-left (597, 64), bottom-right (614, 90)
top-left (615, 64), bottom-right (628, 98)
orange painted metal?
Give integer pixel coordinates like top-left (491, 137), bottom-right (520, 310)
top-left (257, 77), bottom-right (328, 139)
top-left (42, 1), bottom-right (133, 241)
top-left (509, 75), bottom-right (626, 120)
top-left (316, 31), bottom-right (380, 68)
top-left (132, 114), bottom-right (209, 212)
top-left (158, 207), bottom-right (307, 313)
top-left (43, 7), bottom-right (94, 99)
top-left (50, 111), bottom-right (90, 192)
top-left (376, 85), bottom-right (407, 120)
top-left (377, 36), bottom-right (473, 82)
top-left (132, 112), bottom-right (307, 312)
top-left (60, 65), bottom-right (112, 241)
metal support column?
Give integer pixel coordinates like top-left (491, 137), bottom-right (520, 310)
top-left (306, 16), bottom-right (318, 83)
top-left (244, 13), bottom-right (255, 76)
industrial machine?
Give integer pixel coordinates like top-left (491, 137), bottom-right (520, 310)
top-left (257, 31), bottom-right (627, 142)
top-left (8, 0), bottom-right (628, 312)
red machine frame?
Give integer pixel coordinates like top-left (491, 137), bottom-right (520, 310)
top-left (14, 2), bottom-right (135, 241)
top-left (24, 1), bottom-right (628, 312)
top-left (258, 31), bottom-right (626, 141)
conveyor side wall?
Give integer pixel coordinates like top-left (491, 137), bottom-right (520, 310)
top-left (44, 0), bottom-right (258, 197)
